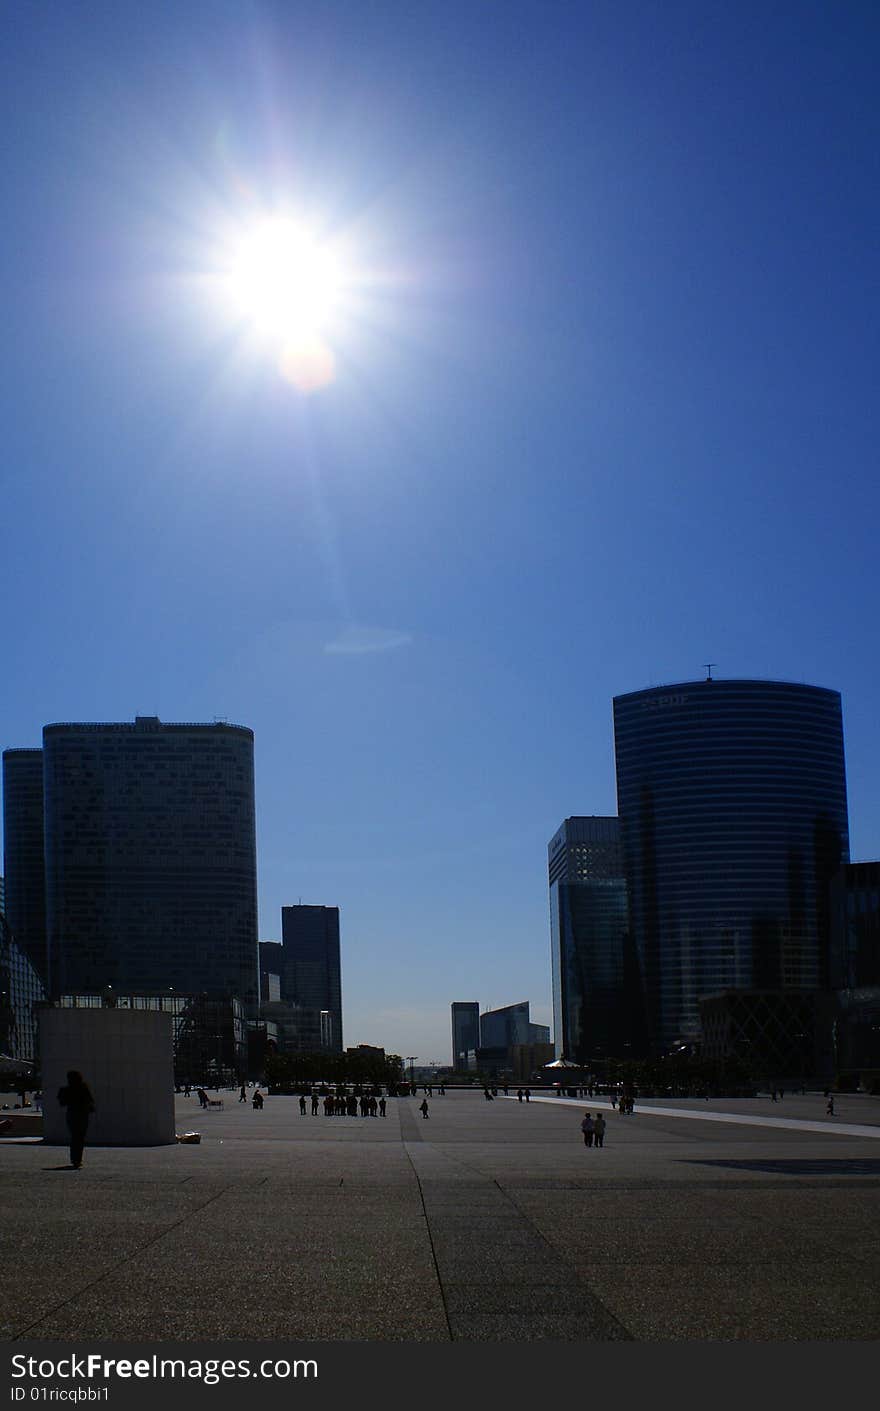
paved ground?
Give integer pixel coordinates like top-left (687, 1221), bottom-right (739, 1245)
top-left (2, 1088), bottom-right (879, 1341)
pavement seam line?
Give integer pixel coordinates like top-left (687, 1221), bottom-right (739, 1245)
top-left (12, 1183), bottom-right (235, 1340)
top-left (485, 1174), bottom-right (636, 1340)
top-left (402, 1146), bottom-right (454, 1343)
top-left (405, 1138), bottom-right (636, 1339)
top-left (402, 1141), bottom-right (636, 1341)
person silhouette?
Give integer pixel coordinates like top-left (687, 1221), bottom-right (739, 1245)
top-left (419, 1099), bottom-right (429, 1119)
top-left (57, 1070), bottom-right (95, 1169)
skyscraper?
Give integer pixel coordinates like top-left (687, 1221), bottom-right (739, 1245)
top-left (548, 816), bottom-right (641, 1062)
top-left (280, 905), bottom-right (343, 1051)
top-left (2, 749), bottom-right (47, 987)
top-left (613, 679), bottom-right (849, 1052)
top-left (4, 717), bottom-right (259, 1009)
top-left (451, 1001), bottom-right (479, 1069)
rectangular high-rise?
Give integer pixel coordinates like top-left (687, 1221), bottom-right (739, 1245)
top-left (2, 749), bottom-right (48, 987)
top-left (280, 904), bottom-right (343, 1051)
top-left (451, 1001), bottom-right (479, 1069)
top-left (3, 717), bottom-right (259, 1009)
top-left (548, 817), bottom-right (639, 1063)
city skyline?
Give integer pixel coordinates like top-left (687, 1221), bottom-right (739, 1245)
top-left (2, 3), bottom-right (880, 1060)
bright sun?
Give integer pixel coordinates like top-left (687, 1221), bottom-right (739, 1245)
top-left (222, 217), bottom-right (347, 343)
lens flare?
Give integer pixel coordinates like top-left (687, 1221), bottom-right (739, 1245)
top-left (278, 335), bottom-right (336, 393)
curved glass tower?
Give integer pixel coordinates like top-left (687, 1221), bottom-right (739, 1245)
top-left (613, 680), bottom-right (849, 1052)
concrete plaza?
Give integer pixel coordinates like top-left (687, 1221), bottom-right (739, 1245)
top-left (2, 1088), bottom-right (879, 1341)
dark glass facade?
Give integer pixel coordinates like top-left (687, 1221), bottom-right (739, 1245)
top-left (2, 749), bottom-right (48, 987)
top-left (549, 817), bottom-right (643, 1063)
top-left (280, 905), bottom-right (343, 1051)
top-left (451, 1001), bottom-right (479, 1068)
top-left (479, 1001), bottom-right (531, 1049)
top-left (829, 861), bottom-right (880, 989)
top-left (0, 908), bottom-right (45, 1063)
top-left (39, 718), bottom-right (259, 1010)
top-left (613, 680), bottom-right (849, 1052)
top-left (829, 861), bottom-right (880, 1076)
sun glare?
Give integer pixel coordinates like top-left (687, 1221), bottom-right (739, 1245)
top-left (223, 218), bottom-right (346, 343)
top-left (206, 209), bottom-right (370, 392)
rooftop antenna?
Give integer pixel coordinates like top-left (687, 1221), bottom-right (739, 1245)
top-left (703, 663), bottom-right (716, 682)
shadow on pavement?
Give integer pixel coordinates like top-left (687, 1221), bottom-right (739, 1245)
top-left (681, 1157), bottom-right (880, 1175)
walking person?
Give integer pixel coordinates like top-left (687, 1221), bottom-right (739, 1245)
top-left (379, 1097), bottom-right (386, 1116)
top-left (524, 1089), bottom-right (531, 1103)
top-left (57, 1070), bottom-right (95, 1170)
top-left (299, 1095), bottom-right (307, 1115)
top-left (311, 1093), bottom-right (319, 1115)
top-left (419, 1098), bottom-right (430, 1119)
top-left (826, 1096), bottom-right (835, 1116)
top-left (238, 1083), bottom-right (247, 1103)
top-left (594, 1113), bottom-right (606, 1148)
top-left (580, 1112), bottom-right (594, 1148)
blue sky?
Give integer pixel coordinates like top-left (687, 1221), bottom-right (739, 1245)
top-left (2, 2), bottom-right (879, 1063)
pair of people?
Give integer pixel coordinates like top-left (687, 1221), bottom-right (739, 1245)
top-left (580, 1111), bottom-right (606, 1148)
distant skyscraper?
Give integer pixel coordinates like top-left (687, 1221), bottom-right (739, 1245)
top-left (451, 1001), bottom-right (480, 1068)
top-left (4, 718), bottom-right (259, 1008)
top-left (613, 679), bottom-right (849, 1052)
top-left (476, 1001), bottom-right (550, 1073)
top-left (548, 816), bottom-right (640, 1063)
top-left (280, 905), bottom-right (343, 1051)
top-left (479, 1001), bottom-right (535, 1048)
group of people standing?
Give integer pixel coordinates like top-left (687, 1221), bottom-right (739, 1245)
top-left (299, 1092), bottom-right (387, 1116)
